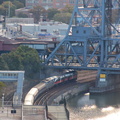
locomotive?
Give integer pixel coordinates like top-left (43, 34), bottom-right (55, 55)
top-left (24, 70), bottom-right (77, 105)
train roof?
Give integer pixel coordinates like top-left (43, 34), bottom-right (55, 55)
top-left (42, 76), bottom-right (58, 83)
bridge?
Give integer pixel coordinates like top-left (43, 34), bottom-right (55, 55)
top-left (42, 0), bottom-right (120, 93)
top-left (0, 71), bottom-right (24, 106)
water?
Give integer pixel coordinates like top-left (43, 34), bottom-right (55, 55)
top-left (67, 91), bottom-right (120, 120)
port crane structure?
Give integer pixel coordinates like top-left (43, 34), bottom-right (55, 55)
top-left (44, 0), bottom-right (120, 92)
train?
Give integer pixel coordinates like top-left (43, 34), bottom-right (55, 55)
top-left (24, 70), bottom-right (77, 105)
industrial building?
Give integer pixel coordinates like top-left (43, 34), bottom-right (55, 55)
top-left (5, 20), bottom-right (68, 41)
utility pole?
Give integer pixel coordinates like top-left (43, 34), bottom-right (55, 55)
top-left (2, 93), bottom-right (4, 109)
top-left (8, 1), bottom-right (10, 17)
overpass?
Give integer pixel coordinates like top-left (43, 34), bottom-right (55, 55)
top-left (0, 71), bottom-right (24, 106)
top-left (42, 0), bottom-right (120, 93)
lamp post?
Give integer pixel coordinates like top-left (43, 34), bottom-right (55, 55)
top-left (2, 93), bottom-right (4, 109)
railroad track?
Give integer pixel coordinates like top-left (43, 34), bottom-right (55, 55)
top-left (34, 81), bottom-right (81, 105)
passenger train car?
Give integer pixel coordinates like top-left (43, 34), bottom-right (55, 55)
top-left (24, 70), bottom-right (77, 105)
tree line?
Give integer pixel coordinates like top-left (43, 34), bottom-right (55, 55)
top-left (26, 5), bottom-right (73, 24)
top-left (0, 0), bottom-right (74, 24)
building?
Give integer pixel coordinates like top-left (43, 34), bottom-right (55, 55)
top-left (5, 18), bottom-right (34, 24)
top-left (25, 0), bottom-right (83, 9)
top-left (5, 21), bottom-right (68, 41)
top-left (0, 36), bottom-right (58, 59)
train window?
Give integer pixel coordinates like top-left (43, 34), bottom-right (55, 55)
top-left (8, 73), bottom-right (10, 76)
top-left (14, 74), bottom-right (17, 76)
top-left (54, 78), bottom-right (57, 82)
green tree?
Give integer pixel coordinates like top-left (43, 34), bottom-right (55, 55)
top-left (29, 5), bottom-right (46, 23)
top-left (47, 8), bottom-right (60, 20)
top-left (0, 56), bottom-right (9, 70)
top-left (14, 46), bottom-right (40, 78)
top-left (1, 46), bottom-right (40, 79)
top-left (2, 52), bottom-right (23, 70)
top-left (53, 12), bottom-right (71, 24)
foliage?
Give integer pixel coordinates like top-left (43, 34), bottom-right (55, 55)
top-left (47, 8), bottom-right (60, 20)
top-left (12, 0), bottom-right (24, 9)
top-left (0, 5), bottom-right (6, 15)
top-left (17, 12), bottom-right (28, 18)
top-left (0, 82), bottom-right (6, 91)
top-left (0, 56), bottom-right (9, 70)
top-left (53, 12), bottom-right (71, 24)
top-left (0, 0), bottom-right (24, 17)
top-left (1, 46), bottom-right (41, 79)
top-left (2, 52), bottom-right (23, 70)
top-left (29, 5), bottom-right (46, 23)
top-left (1, 1), bottom-right (16, 17)
top-left (14, 46), bottom-right (40, 78)
top-left (46, 5), bottom-right (73, 23)
top-left (61, 5), bottom-right (73, 13)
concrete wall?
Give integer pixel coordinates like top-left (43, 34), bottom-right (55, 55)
top-left (53, 83), bottom-right (92, 104)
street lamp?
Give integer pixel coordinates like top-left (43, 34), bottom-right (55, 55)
top-left (2, 93), bottom-right (4, 109)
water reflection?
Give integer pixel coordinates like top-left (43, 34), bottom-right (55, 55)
top-left (67, 91), bottom-right (120, 120)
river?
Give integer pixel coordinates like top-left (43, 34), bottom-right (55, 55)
top-left (67, 91), bottom-right (120, 120)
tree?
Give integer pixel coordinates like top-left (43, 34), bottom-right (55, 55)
top-left (0, 82), bottom-right (6, 93)
top-left (29, 5), bottom-right (46, 23)
top-left (61, 5), bottom-right (73, 13)
top-left (17, 12), bottom-right (28, 18)
top-left (0, 5), bottom-right (6, 16)
top-left (53, 12), bottom-right (71, 24)
top-left (13, 46), bottom-right (41, 78)
top-left (47, 8), bottom-right (60, 20)
top-left (1, 46), bottom-right (41, 79)
top-left (0, 56), bottom-right (9, 70)
top-left (2, 52), bottom-right (23, 70)
top-left (17, 0), bottom-right (25, 6)
top-left (12, 0), bottom-right (24, 9)
top-left (2, 1), bottom-right (16, 17)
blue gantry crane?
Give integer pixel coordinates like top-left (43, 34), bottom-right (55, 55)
top-left (44, 0), bottom-right (120, 93)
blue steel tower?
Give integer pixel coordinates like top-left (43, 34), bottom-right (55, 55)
top-left (44, 0), bottom-right (120, 93)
